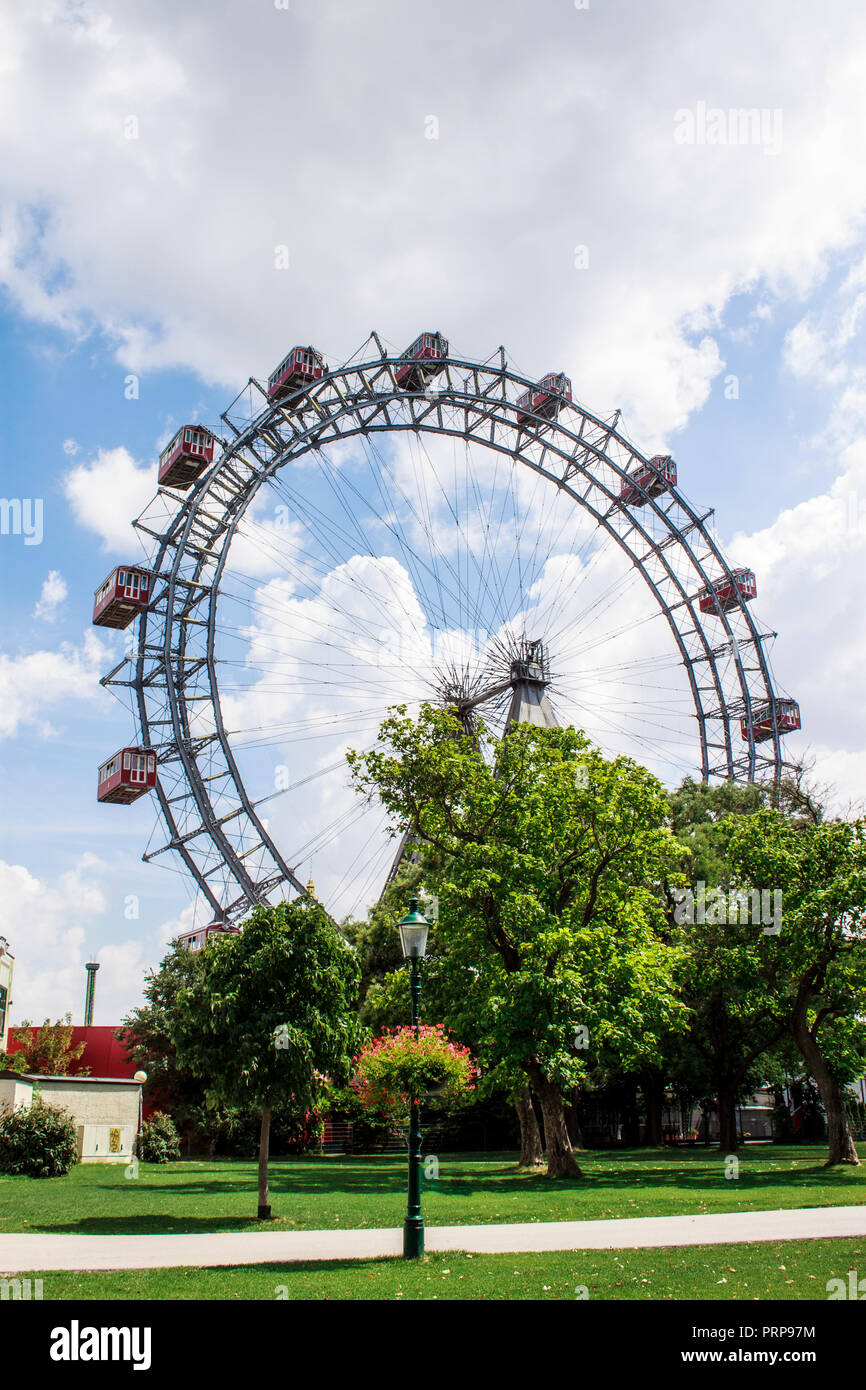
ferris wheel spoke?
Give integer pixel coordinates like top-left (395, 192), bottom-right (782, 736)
top-left (101, 335), bottom-right (794, 925)
top-left (328, 808), bottom-right (395, 908)
top-left (564, 695), bottom-right (703, 777)
top-left (344, 833), bottom-right (403, 920)
top-left (230, 469), bottom-right (440, 665)
top-left (355, 431), bottom-right (494, 640)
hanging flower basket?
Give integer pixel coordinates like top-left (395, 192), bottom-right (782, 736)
top-left (352, 1025), bottom-right (476, 1116)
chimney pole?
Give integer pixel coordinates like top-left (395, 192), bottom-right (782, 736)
top-left (84, 961), bottom-right (100, 1027)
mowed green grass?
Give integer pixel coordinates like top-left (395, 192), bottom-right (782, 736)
top-left (20, 1238), bottom-right (866, 1301)
top-left (0, 1145), bottom-right (863, 1235)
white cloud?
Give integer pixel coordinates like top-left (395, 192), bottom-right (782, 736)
top-left (33, 569), bottom-right (68, 620)
top-left (3, 0), bottom-right (866, 963)
top-left (63, 445), bottom-right (157, 553)
top-left (783, 319), bottom-right (833, 382)
top-left (781, 262), bottom-right (866, 452)
top-left (2, 1), bottom-right (866, 440)
top-left (0, 630), bottom-right (109, 738)
top-left (0, 853), bottom-right (107, 1022)
top-left (0, 853), bottom-right (204, 1024)
top-left (728, 434), bottom-right (866, 806)
top-left (154, 901), bottom-right (197, 951)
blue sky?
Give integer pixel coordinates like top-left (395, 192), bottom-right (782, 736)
top-left (2, 0), bottom-right (866, 1025)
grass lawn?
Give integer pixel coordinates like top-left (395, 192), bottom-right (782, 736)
top-left (0, 1144), bottom-right (863, 1235)
top-left (19, 1238), bottom-right (866, 1301)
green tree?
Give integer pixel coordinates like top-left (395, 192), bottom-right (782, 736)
top-left (0, 1049), bottom-right (29, 1074)
top-left (8, 1016), bottom-right (88, 1076)
top-left (670, 909), bottom-right (788, 1154)
top-left (341, 860), bottom-right (427, 1027)
top-left (665, 779), bottom-right (789, 1153)
top-left (668, 777), bottom-right (767, 883)
top-left (172, 899), bottom-right (361, 1216)
top-left (347, 882), bottom-right (545, 1164)
top-left (122, 941), bottom-right (229, 1153)
top-left (727, 811), bottom-right (866, 1166)
top-left (348, 705), bottom-right (686, 1177)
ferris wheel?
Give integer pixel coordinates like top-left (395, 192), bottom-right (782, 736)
top-left (93, 331), bottom-right (801, 927)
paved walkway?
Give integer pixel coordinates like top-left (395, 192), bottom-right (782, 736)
top-left (2, 1206), bottom-right (865, 1272)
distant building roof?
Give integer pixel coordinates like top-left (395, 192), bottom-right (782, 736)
top-left (0, 1069), bottom-right (141, 1086)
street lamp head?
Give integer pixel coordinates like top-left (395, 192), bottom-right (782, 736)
top-left (398, 895), bottom-right (430, 960)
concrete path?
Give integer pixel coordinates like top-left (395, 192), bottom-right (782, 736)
top-left (2, 1206), bottom-right (865, 1272)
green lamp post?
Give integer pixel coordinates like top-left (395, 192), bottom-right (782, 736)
top-left (398, 894), bottom-right (430, 1259)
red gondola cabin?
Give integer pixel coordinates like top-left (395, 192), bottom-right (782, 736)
top-left (92, 566), bottom-right (151, 629)
top-left (515, 373), bottom-right (573, 427)
top-left (698, 568), bottom-right (757, 615)
top-left (178, 922), bottom-right (242, 952)
top-left (97, 748), bottom-right (157, 804)
top-left (267, 346), bottom-right (325, 403)
top-left (394, 332), bottom-right (449, 390)
top-left (158, 426), bottom-right (216, 490)
top-left (740, 698), bottom-right (801, 744)
top-left (620, 454), bottom-right (677, 506)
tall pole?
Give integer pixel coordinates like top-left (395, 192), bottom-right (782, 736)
top-left (84, 962), bottom-right (100, 1027)
top-left (403, 956), bottom-right (424, 1258)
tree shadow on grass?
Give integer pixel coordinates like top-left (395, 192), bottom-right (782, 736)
top-left (437, 1163), bottom-right (862, 1196)
top-left (29, 1215), bottom-right (379, 1234)
top-left (12, 1146), bottom-right (862, 1236)
top-left (38, 1156), bottom-right (866, 1208)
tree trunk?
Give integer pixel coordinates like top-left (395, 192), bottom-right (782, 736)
top-left (700, 1105), bottom-right (712, 1145)
top-left (791, 1012), bottom-right (860, 1167)
top-left (642, 1069), bottom-right (665, 1146)
top-left (717, 1086), bottom-right (739, 1154)
top-left (526, 1062), bottom-right (582, 1178)
top-left (513, 1083), bottom-right (544, 1166)
top-left (258, 1106), bottom-right (273, 1218)
top-left (568, 1101), bottom-right (585, 1151)
top-left (621, 1080), bottom-right (640, 1147)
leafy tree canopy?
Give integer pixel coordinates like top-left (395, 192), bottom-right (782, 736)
top-left (172, 898), bottom-right (362, 1113)
top-left (349, 707), bottom-right (688, 1094)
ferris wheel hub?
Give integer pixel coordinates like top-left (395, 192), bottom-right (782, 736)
top-left (508, 637), bottom-right (549, 686)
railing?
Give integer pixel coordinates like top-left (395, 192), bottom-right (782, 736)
top-left (320, 1119), bottom-right (405, 1154)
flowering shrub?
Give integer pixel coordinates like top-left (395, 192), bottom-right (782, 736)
top-left (353, 1025), bottom-right (475, 1116)
top-left (0, 1098), bottom-right (78, 1177)
top-left (138, 1111), bottom-right (182, 1164)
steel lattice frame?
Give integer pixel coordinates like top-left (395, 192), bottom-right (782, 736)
top-left (101, 334), bottom-right (788, 923)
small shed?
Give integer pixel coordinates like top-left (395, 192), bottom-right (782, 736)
top-left (0, 1071), bottom-right (142, 1163)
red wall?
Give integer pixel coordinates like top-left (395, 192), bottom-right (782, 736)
top-left (7, 1025), bottom-right (137, 1078)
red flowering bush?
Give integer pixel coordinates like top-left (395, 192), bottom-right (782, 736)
top-left (353, 1025), bottom-right (475, 1116)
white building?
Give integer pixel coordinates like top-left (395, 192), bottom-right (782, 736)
top-left (0, 1071), bottom-right (142, 1163)
top-left (0, 938), bottom-right (14, 1050)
